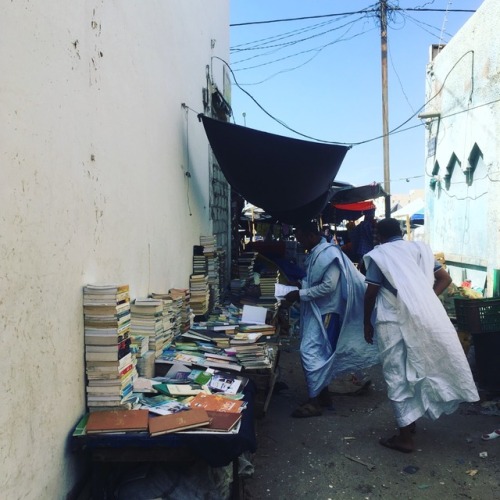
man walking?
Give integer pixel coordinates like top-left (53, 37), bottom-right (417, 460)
top-left (285, 220), bottom-right (379, 418)
top-left (363, 218), bottom-right (479, 452)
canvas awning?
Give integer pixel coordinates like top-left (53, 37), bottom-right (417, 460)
top-left (200, 115), bottom-right (350, 224)
top-left (322, 200), bottom-right (376, 224)
top-left (391, 198), bottom-right (425, 219)
top-left (410, 208), bottom-right (424, 224)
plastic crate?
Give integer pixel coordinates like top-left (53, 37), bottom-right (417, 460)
top-left (472, 332), bottom-right (500, 392)
top-left (454, 298), bottom-right (500, 334)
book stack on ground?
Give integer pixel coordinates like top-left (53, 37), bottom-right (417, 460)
top-left (189, 274), bottom-right (210, 318)
top-left (169, 288), bottom-right (192, 334)
top-left (83, 284), bottom-right (138, 412)
top-left (150, 292), bottom-right (176, 346)
top-left (130, 298), bottom-right (166, 357)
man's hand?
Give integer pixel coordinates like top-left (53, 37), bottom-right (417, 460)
top-left (284, 290), bottom-right (300, 303)
top-left (364, 322), bottom-right (374, 344)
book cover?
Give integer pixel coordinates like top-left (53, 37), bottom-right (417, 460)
top-left (86, 409), bottom-right (149, 434)
top-left (189, 392), bottom-right (245, 413)
top-left (148, 408), bottom-right (211, 436)
top-left (165, 384), bottom-right (202, 396)
top-left (208, 371), bottom-right (248, 394)
top-left (205, 411), bottom-right (242, 432)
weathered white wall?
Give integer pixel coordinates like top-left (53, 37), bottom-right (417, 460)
top-left (423, 0), bottom-right (500, 294)
top-left (0, 1), bottom-right (229, 497)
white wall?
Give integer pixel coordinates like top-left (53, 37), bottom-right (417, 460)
top-left (423, 0), bottom-right (500, 294)
top-left (0, 1), bottom-right (229, 497)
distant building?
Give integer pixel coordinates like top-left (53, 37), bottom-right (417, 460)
top-left (422, 0), bottom-right (500, 296)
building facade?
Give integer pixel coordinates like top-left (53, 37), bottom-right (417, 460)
top-left (423, 0), bottom-right (500, 295)
top-left (0, 1), bottom-right (229, 496)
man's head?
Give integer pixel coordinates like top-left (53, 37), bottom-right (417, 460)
top-left (376, 218), bottom-right (402, 242)
top-left (364, 208), bottom-right (376, 220)
top-left (294, 220), bottom-right (321, 252)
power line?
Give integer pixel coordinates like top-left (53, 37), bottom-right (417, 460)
top-left (230, 7), bottom-right (476, 27)
top-left (230, 7), bottom-right (379, 27)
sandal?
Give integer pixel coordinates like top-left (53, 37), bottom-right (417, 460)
top-left (482, 429), bottom-right (500, 441)
top-left (379, 435), bottom-right (414, 453)
top-left (291, 402), bottom-right (322, 418)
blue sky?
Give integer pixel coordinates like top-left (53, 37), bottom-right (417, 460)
top-left (229, 0), bottom-right (483, 194)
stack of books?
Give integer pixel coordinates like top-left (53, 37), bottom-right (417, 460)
top-left (237, 323), bottom-right (276, 336)
top-left (83, 284), bottom-right (137, 412)
top-left (237, 252), bottom-right (258, 284)
top-left (151, 292), bottom-right (176, 346)
top-left (200, 235), bottom-right (221, 310)
top-left (130, 298), bottom-right (166, 357)
top-left (169, 288), bottom-right (192, 334)
top-left (226, 343), bottom-right (273, 370)
top-left (192, 245), bottom-right (207, 275)
top-left (189, 274), bottom-right (210, 318)
top-left (230, 278), bottom-right (245, 298)
top-left (257, 268), bottom-right (280, 311)
top-left (129, 334), bottom-right (149, 358)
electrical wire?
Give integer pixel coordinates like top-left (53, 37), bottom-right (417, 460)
top-left (210, 49), bottom-right (496, 148)
top-left (231, 17), bottom-right (342, 52)
top-left (229, 5), bottom-right (475, 27)
top-left (234, 23), bottom-right (372, 73)
top-left (230, 6), bottom-right (380, 27)
top-left (237, 28), bottom-right (377, 86)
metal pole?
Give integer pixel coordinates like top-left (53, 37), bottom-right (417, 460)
top-left (380, 0), bottom-right (391, 218)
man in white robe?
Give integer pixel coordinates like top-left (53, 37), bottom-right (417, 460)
top-left (363, 218), bottom-right (479, 452)
top-left (285, 221), bottom-right (379, 418)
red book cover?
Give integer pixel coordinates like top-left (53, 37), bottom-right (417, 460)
top-left (189, 392), bottom-right (245, 414)
top-left (149, 409), bottom-right (211, 436)
top-left (86, 409), bottom-right (149, 434)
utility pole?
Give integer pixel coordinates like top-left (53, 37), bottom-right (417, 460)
top-left (380, 0), bottom-right (391, 218)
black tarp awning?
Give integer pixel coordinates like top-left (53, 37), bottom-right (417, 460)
top-left (200, 115), bottom-right (350, 224)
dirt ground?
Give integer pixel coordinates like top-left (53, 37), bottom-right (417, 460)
top-left (242, 336), bottom-right (500, 500)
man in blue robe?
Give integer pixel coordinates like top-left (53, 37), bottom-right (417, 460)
top-left (285, 221), bottom-right (379, 417)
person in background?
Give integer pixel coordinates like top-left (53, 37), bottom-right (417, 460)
top-left (352, 208), bottom-right (377, 273)
top-left (284, 220), bottom-right (379, 418)
top-left (322, 224), bottom-right (333, 243)
top-left (363, 218), bottom-right (479, 452)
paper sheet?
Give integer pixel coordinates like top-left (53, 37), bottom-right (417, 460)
top-left (274, 284), bottom-right (299, 300)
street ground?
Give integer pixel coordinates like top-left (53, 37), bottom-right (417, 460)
top-left (242, 336), bottom-right (500, 500)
